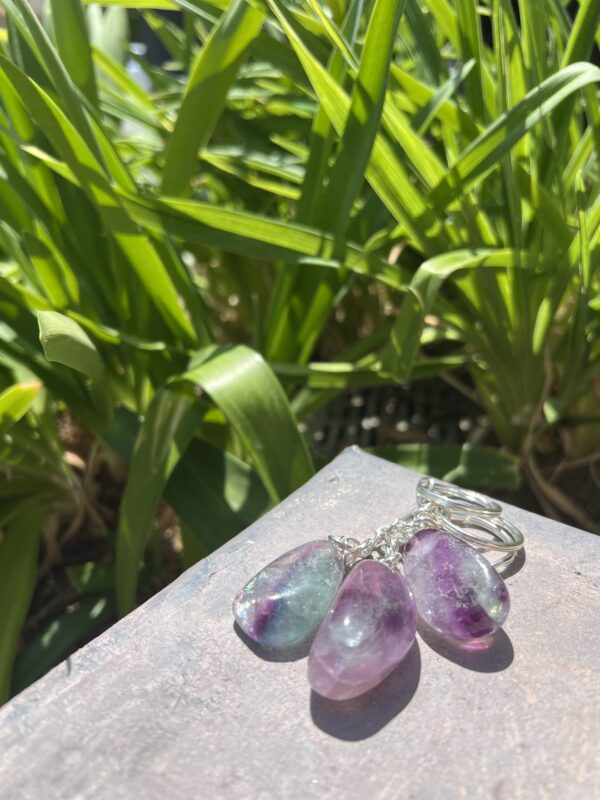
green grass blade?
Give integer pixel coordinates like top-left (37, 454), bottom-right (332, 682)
top-left (265, 0), bottom-right (442, 251)
top-left (202, 152), bottom-right (300, 199)
top-left (87, 4), bottom-right (129, 63)
top-left (0, 55), bottom-right (196, 344)
top-left (430, 63), bottom-right (600, 208)
top-left (405, 0), bottom-right (444, 84)
top-left (302, 0), bottom-right (357, 67)
top-left (143, 10), bottom-right (186, 62)
top-left (104, 406), bottom-right (271, 554)
top-left (162, 0), bottom-right (265, 197)
top-left (18, 144), bottom-right (403, 288)
top-left (321, 0), bottom-right (405, 239)
top-left (262, 0), bottom-right (363, 363)
top-left (297, 0), bottom-right (363, 226)
top-left (368, 443), bottom-right (520, 488)
top-left (273, 355), bottom-right (465, 389)
top-left (391, 65), bottom-right (481, 138)
top-left (455, 0), bottom-right (487, 120)
top-left (0, 506), bottom-right (45, 702)
top-left (37, 310), bottom-right (113, 425)
top-left (4, 0), bottom-right (151, 196)
top-left (382, 249), bottom-right (547, 380)
top-left (562, 0), bottom-right (600, 66)
top-left (23, 231), bottom-right (72, 310)
top-left (173, 345), bottom-right (314, 502)
top-left (412, 59), bottom-right (475, 135)
top-left (514, 165), bottom-right (572, 251)
top-left (291, 0), bottom-right (405, 363)
top-left (544, 1), bottom-right (600, 188)
top-left (122, 192), bottom-right (406, 289)
top-left (0, 69), bottom-right (67, 226)
top-left (11, 595), bottom-right (114, 697)
top-left (421, 0), bottom-right (458, 46)
top-left (82, 0), bottom-right (177, 7)
top-left (5, 5), bottom-right (48, 87)
top-left (93, 47), bottom-right (157, 116)
top-left (493, 0), bottom-right (522, 246)
top-left (167, 438), bottom-right (271, 551)
top-left (115, 389), bottom-right (201, 616)
top-left (0, 382), bottom-right (41, 435)
top-left (49, 0), bottom-right (98, 109)
top-left (2, 0), bottom-right (103, 161)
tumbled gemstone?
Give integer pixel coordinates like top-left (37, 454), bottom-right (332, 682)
top-left (308, 560), bottom-right (417, 701)
top-left (403, 528), bottom-right (510, 640)
top-left (233, 540), bottom-right (344, 649)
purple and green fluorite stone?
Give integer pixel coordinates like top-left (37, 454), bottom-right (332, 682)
top-left (403, 528), bottom-right (510, 640)
top-left (233, 540), bottom-right (344, 649)
top-left (235, 525), bottom-right (511, 700)
top-left (308, 560), bottom-right (417, 701)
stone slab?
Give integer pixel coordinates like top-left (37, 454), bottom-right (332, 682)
top-left (0, 447), bottom-right (599, 799)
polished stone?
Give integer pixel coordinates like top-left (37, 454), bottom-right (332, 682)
top-left (308, 560), bottom-right (417, 701)
top-left (403, 528), bottom-right (510, 640)
top-left (233, 540), bottom-right (344, 649)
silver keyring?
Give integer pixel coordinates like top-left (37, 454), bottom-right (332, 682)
top-left (438, 510), bottom-right (524, 553)
top-left (416, 477), bottom-right (502, 517)
top-left (330, 477), bottom-right (524, 571)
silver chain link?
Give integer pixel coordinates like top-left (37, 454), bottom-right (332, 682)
top-left (329, 478), bottom-right (524, 572)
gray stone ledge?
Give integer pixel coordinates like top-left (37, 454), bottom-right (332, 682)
top-left (0, 448), bottom-right (599, 799)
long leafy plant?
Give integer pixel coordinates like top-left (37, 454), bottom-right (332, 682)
top-left (0, 0), bottom-right (598, 701)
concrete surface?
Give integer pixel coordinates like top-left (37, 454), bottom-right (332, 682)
top-left (0, 447), bottom-right (598, 799)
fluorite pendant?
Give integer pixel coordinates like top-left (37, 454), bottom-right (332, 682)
top-left (234, 477), bottom-right (523, 703)
top-left (308, 560), bottom-right (417, 701)
top-left (403, 528), bottom-right (510, 640)
top-left (233, 540), bottom-right (344, 649)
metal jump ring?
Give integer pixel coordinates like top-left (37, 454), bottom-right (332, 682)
top-left (437, 509), bottom-right (524, 553)
top-left (416, 477), bottom-right (502, 517)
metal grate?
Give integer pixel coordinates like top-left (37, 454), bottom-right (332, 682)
top-left (304, 380), bottom-right (483, 460)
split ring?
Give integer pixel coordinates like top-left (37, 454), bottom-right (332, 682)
top-left (416, 477), bottom-right (502, 517)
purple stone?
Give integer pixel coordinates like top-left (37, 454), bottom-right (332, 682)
top-left (233, 540), bottom-right (344, 649)
top-left (403, 529), bottom-right (510, 640)
top-left (308, 560), bottom-right (417, 701)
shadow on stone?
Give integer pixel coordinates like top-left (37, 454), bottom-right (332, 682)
top-left (418, 622), bottom-right (514, 672)
top-left (310, 639), bottom-right (421, 741)
top-left (233, 621), bottom-right (312, 662)
top-left (501, 547), bottom-right (526, 580)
